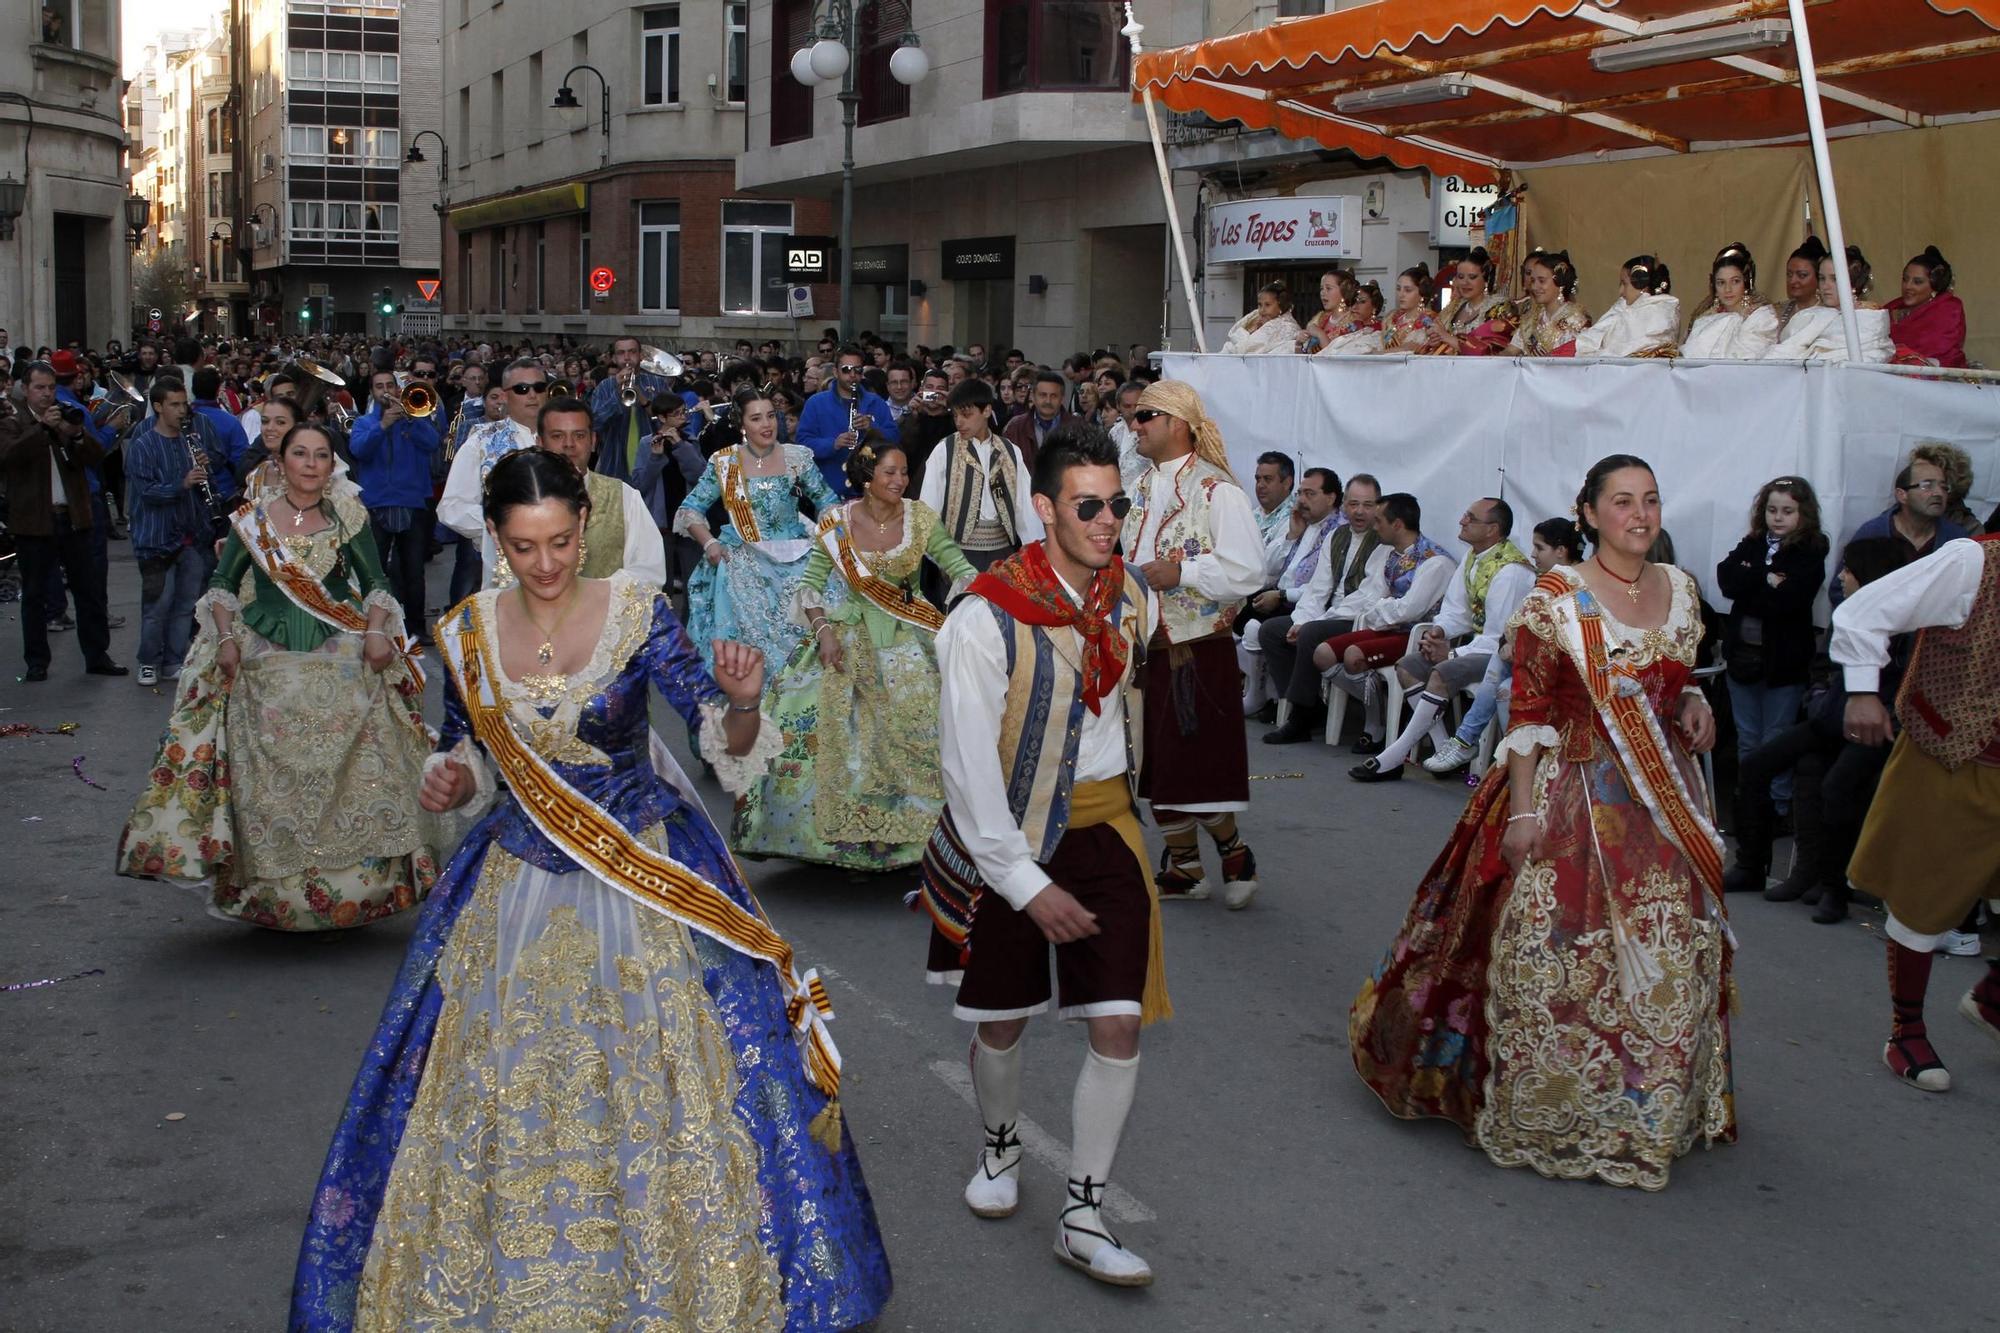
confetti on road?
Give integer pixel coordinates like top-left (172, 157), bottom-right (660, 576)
top-left (1249, 772), bottom-right (1305, 781)
top-left (1, 966), bottom-right (105, 993)
top-left (0, 721), bottom-right (79, 738)
top-left (71, 755), bottom-right (107, 790)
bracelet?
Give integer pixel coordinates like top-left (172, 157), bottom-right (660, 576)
top-left (812, 622), bottom-right (835, 639)
top-left (726, 698), bottom-right (761, 713)
top-left (363, 628), bottom-right (391, 640)
top-left (1506, 812), bottom-right (1540, 825)
top-left (216, 632), bottom-right (236, 643)
top-left (704, 538), bottom-right (722, 553)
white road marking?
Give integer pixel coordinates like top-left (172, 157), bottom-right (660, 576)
top-left (818, 965), bottom-right (1156, 1225)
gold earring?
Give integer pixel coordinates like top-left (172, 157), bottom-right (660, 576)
top-left (493, 556), bottom-right (516, 589)
top-left (577, 535), bottom-right (589, 570)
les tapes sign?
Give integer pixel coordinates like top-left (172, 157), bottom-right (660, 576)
top-left (1205, 196), bottom-right (1359, 264)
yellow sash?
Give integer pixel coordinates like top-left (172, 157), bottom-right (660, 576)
top-left (440, 601), bottom-right (843, 1111)
top-left (1068, 777), bottom-right (1172, 1025)
top-left (818, 511), bottom-right (945, 634)
top-left (716, 448), bottom-right (763, 544)
top-left (231, 503), bottom-right (427, 686)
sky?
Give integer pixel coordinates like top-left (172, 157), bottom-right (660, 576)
top-left (122, 0), bottom-right (231, 76)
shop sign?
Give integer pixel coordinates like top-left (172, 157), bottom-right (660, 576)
top-left (850, 244), bottom-right (909, 285)
top-left (942, 235), bottom-right (1015, 280)
top-left (1430, 173), bottom-right (1502, 246)
top-left (1205, 196), bottom-right (1359, 264)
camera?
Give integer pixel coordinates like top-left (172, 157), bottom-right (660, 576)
top-left (918, 390), bottom-right (943, 405)
top-left (57, 403), bottom-right (86, 425)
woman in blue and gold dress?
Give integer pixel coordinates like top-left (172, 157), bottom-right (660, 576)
top-left (675, 385), bottom-right (840, 676)
top-left (291, 449), bottom-right (891, 1331)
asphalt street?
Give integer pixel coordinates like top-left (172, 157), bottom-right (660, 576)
top-left (3, 553), bottom-right (1998, 1333)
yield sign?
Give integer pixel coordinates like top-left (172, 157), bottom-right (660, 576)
top-left (415, 278), bottom-right (441, 301)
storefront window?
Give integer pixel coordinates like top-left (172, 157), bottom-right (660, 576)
top-left (721, 201), bottom-right (792, 315)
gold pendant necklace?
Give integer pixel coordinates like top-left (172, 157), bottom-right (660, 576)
top-left (519, 583), bottom-right (581, 668)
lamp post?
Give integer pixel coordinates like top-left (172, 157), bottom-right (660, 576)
top-left (245, 199), bottom-right (279, 250)
top-left (0, 173), bottom-right (26, 241)
top-left (405, 130), bottom-right (451, 306)
top-left (552, 67), bottom-right (612, 169)
top-left (123, 191), bottom-right (149, 249)
top-left (790, 2), bottom-right (929, 340)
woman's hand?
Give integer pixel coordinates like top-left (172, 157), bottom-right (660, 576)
top-left (712, 639), bottom-right (766, 706)
top-left (419, 758), bottom-right (474, 813)
top-left (1676, 691), bottom-right (1717, 754)
top-left (1500, 814), bottom-right (1546, 872)
top-left (704, 539), bottom-right (725, 566)
top-left (814, 625), bottom-right (844, 674)
top-left (362, 631), bottom-right (394, 673)
top-left (216, 638), bottom-right (242, 684)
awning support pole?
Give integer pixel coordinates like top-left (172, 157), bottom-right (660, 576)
top-left (1125, 5), bottom-right (1208, 353)
top-left (1787, 0), bottom-right (1861, 359)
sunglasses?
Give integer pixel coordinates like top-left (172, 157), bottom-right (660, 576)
top-left (507, 380), bottom-right (550, 394)
top-left (1132, 408), bottom-right (1166, 423)
top-left (1059, 495), bottom-right (1133, 523)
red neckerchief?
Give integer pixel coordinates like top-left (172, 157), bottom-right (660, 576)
top-left (970, 541), bottom-right (1129, 714)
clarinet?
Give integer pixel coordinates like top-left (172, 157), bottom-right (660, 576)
top-left (185, 431), bottom-right (217, 515)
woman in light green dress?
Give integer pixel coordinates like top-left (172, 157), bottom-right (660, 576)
top-left (734, 441), bottom-right (977, 871)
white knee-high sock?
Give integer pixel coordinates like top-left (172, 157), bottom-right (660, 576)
top-left (1066, 1046), bottom-right (1140, 1256)
top-left (1238, 639), bottom-right (1268, 712)
top-left (1375, 690), bottom-right (1446, 769)
top-left (972, 1032), bottom-right (1025, 1170)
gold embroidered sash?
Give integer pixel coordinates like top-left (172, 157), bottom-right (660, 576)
top-left (716, 448), bottom-right (763, 544)
top-left (819, 512), bottom-right (945, 634)
top-left (231, 504), bottom-right (427, 686)
top-left (439, 607), bottom-right (841, 1101)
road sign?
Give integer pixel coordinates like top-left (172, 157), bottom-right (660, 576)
top-left (146, 316), bottom-right (162, 333)
top-left (416, 278), bottom-right (440, 301)
top-left (785, 236), bottom-right (836, 283)
top-left (589, 266), bottom-right (616, 294)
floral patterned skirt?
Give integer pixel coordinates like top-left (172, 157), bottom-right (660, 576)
top-left (1349, 741), bottom-right (1737, 1191)
top-left (684, 537), bottom-right (811, 679)
top-left (114, 623), bottom-right (439, 931)
top-left (733, 621), bottom-right (942, 871)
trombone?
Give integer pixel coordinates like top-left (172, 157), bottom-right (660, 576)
top-left (618, 344), bottom-right (686, 407)
top-left (393, 372), bottom-right (438, 418)
top-left (548, 380), bottom-right (574, 399)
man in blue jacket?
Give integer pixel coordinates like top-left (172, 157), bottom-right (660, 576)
top-left (349, 367), bottom-right (442, 641)
top-left (794, 343), bottom-right (898, 498)
top-left (589, 334), bottom-right (674, 530)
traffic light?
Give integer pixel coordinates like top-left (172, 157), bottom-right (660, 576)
top-left (378, 288), bottom-right (394, 316)
top-left (300, 304), bottom-right (312, 324)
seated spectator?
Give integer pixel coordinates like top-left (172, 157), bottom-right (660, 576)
top-left (1317, 283), bottom-right (1386, 356)
top-left (1502, 250), bottom-right (1591, 356)
top-left (1221, 281), bottom-right (1303, 356)
top-left (1382, 265), bottom-right (1443, 352)
top-left (1883, 246), bottom-right (1968, 368)
top-left (1574, 254), bottom-right (1679, 357)
top-left (1349, 496), bottom-right (1535, 782)
top-left (1716, 476), bottom-right (1829, 815)
top-left (1763, 250), bottom-right (1893, 362)
top-left (1681, 243), bottom-right (1780, 360)
top-left (1256, 475), bottom-right (1383, 741)
top-left (1249, 450), bottom-right (1296, 546)
top-left (1423, 518), bottom-right (1583, 776)
top-left (1830, 448), bottom-right (1969, 604)
top-left (1239, 467), bottom-right (1344, 716)
top-left (1312, 493), bottom-right (1456, 752)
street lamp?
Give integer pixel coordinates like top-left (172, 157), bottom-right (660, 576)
top-left (552, 66), bottom-right (612, 169)
top-left (405, 129), bottom-right (450, 206)
top-left (124, 191), bottom-right (149, 248)
top-left (790, 1), bottom-right (929, 339)
top-left (0, 173), bottom-right (25, 242)
top-left (245, 200), bottom-right (279, 249)
top-left (208, 220), bottom-right (233, 244)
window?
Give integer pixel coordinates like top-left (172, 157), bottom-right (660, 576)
top-left (290, 200), bottom-right (326, 237)
top-left (287, 49), bottom-right (365, 89)
top-left (288, 124), bottom-right (328, 161)
top-left (532, 222), bottom-right (546, 312)
top-left (460, 233), bottom-right (473, 309)
top-left (490, 70), bottom-right (505, 158)
top-left (327, 125), bottom-right (358, 165)
top-left (638, 202), bottom-right (680, 313)
top-left (642, 7), bottom-right (681, 107)
top-left (578, 218), bottom-right (591, 307)
top-left (857, 0), bottom-right (912, 125)
top-left (721, 200), bottom-right (790, 315)
top-left (207, 109), bottom-right (220, 154)
top-left (362, 127), bottom-right (400, 164)
top-left (985, 0), bottom-right (1126, 95)
top-left (41, 0), bottom-right (79, 48)
top-left (207, 172), bottom-right (223, 219)
top-left (490, 232), bottom-right (505, 312)
top-left (363, 53), bottom-right (398, 90)
top-left (726, 3), bottom-right (747, 104)
top-left (771, 0), bottom-right (814, 144)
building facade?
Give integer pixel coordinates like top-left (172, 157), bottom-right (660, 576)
top-left (734, 0), bottom-right (1204, 364)
top-left (439, 0), bottom-right (836, 349)
top-left (230, 0), bottom-right (443, 337)
top-left (0, 1), bottom-right (132, 350)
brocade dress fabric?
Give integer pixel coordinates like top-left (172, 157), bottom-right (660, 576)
top-left (290, 571), bottom-right (892, 1331)
top-left (1349, 568), bottom-right (1737, 1191)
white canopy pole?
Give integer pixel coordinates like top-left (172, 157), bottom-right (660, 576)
top-left (1788, 0), bottom-right (1862, 359)
top-left (1125, 4), bottom-right (1208, 353)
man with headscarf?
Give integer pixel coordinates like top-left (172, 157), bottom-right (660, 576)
top-left (1123, 381), bottom-right (1267, 909)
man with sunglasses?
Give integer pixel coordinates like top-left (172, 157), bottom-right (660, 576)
top-left (439, 357), bottom-right (549, 584)
top-left (1123, 382), bottom-right (1267, 910)
top-left (916, 379), bottom-right (1042, 573)
top-left (919, 422), bottom-right (1163, 1289)
top-left (796, 343), bottom-right (899, 499)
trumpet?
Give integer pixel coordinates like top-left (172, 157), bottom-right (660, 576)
top-left (619, 345), bottom-right (685, 407)
top-left (401, 382), bottom-right (437, 418)
top-left (548, 380), bottom-right (574, 399)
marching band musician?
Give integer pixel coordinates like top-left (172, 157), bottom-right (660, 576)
top-left (589, 335), bottom-right (676, 534)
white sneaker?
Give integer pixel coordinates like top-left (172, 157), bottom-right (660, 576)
top-left (1423, 736), bottom-right (1476, 775)
top-left (964, 1138), bottom-right (1022, 1219)
top-left (1054, 1179), bottom-right (1152, 1288)
top-left (136, 666), bottom-right (159, 687)
top-left (1940, 930), bottom-right (1983, 957)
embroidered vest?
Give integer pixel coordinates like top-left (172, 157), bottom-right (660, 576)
top-left (1463, 538), bottom-right (1530, 627)
top-left (473, 419), bottom-right (533, 479)
top-left (987, 566), bottom-right (1148, 862)
top-left (1386, 534), bottom-right (1448, 601)
top-left (580, 471), bottom-right (629, 579)
top-left (1896, 537), bottom-right (2000, 769)
top-left (1324, 524), bottom-right (1381, 598)
top-left (1283, 514), bottom-right (1342, 592)
top-left (941, 433), bottom-right (1018, 551)
top-left (1123, 454), bottom-right (1247, 644)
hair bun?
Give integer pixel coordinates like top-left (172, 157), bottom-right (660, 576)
top-left (1923, 245), bottom-right (1947, 263)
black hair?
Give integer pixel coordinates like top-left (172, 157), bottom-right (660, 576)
top-left (1257, 280), bottom-right (1290, 312)
top-left (1256, 450), bottom-right (1295, 481)
top-left (1302, 466), bottom-right (1341, 498)
top-left (1030, 421), bottom-right (1121, 500)
top-left (1353, 281), bottom-right (1385, 316)
top-left (1458, 247), bottom-right (1496, 290)
top-left (1840, 535), bottom-right (1902, 589)
top-left (147, 374), bottom-right (186, 405)
top-left (1845, 244), bottom-right (1873, 297)
top-left (277, 421), bottom-right (335, 459)
top-left (1789, 235), bottom-right (1830, 268)
top-left (1346, 471), bottom-right (1382, 499)
top-left (844, 438), bottom-right (908, 492)
top-left (1623, 254), bottom-right (1671, 295)
top-left (835, 342), bottom-right (866, 365)
top-left (1399, 263), bottom-right (1438, 310)
top-left (649, 391), bottom-right (684, 417)
top-left (732, 384), bottom-right (776, 417)
top-left (1379, 492), bottom-right (1421, 532)
top-left (1485, 495), bottom-right (1515, 536)
top-left (1907, 245), bottom-right (1953, 294)
top-left (1574, 453), bottom-right (1655, 547)
top-left (1532, 516), bottom-right (1584, 564)
top-left (482, 446), bottom-right (591, 526)
top-left (192, 367), bottom-right (222, 399)
top-left (946, 378), bottom-right (995, 412)
top-left (1529, 249), bottom-right (1579, 300)
top-left (537, 395), bottom-right (593, 436)
top-left (1033, 369), bottom-right (1066, 393)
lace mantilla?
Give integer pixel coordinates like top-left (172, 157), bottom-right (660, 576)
top-left (477, 571), bottom-right (654, 764)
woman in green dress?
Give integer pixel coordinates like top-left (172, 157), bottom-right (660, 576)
top-left (116, 424), bottom-right (440, 930)
top-left (734, 440), bottom-right (977, 870)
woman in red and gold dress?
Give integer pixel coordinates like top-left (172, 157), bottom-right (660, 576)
top-left (1428, 248), bottom-right (1517, 356)
top-left (1883, 246), bottom-right (1969, 369)
top-left (1500, 250), bottom-right (1591, 357)
top-left (1349, 454), bottom-right (1735, 1192)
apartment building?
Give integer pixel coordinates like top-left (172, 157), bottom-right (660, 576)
top-left (439, 0), bottom-right (835, 347)
top-left (1, 2), bottom-right (132, 349)
top-left (231, 0), bottom-right (443, 335)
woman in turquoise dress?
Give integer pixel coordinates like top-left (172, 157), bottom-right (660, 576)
top-left (675, 385), bottom-right (840, 676)
top-left (735, 441), bottom-right (977, 870)
top-left (292, 449), bottom-right (891, 1331)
